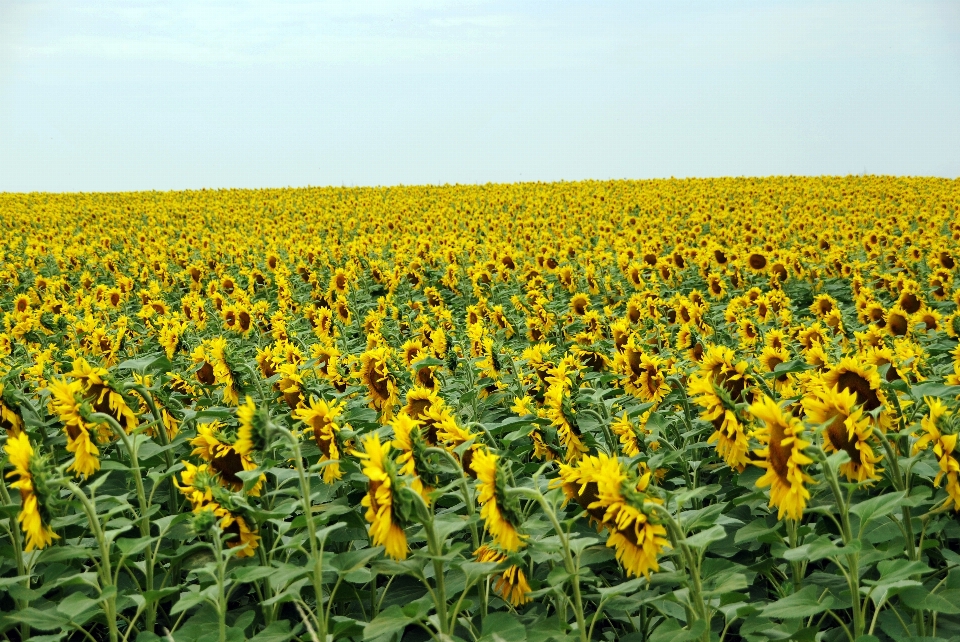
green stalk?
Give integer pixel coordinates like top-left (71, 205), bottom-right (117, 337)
top-left (0, 465), bottom-right (29, 640)
top-left (124, 383), bottom-right (179, 515)
top-left (815, 447), bottom-right (864, 638)
top-left (274, 423), bottom-right (327, 639)
top-left (645, 502), bottom-right (710, 641)
top-left (512, 485), bottom-right (587, 642)
top-left (212, 527), bottom-right (228, 642)
top-left (90, 411), bottom-right (159, 634)
top-left (67, 481), bottom-right (119, 642)
top-left (409, 491), bottom-right (450, 635)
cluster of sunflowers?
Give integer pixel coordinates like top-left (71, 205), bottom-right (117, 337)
top-left (2, 176), bottom-right (960, 641)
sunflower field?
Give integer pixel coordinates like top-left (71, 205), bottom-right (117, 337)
top-left (1, 177), bottom-right (960, 642)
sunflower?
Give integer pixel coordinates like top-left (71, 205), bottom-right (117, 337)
top-left (759, 345), bottom-right (790, 377)
top-left (358, 346), bottom-right (398, 423)
top-left (4, 432), bottom-right (59, 551)
top-left (390, 412), bottom-right (435, 500)
top-left (176, 463), bottom-right (260, 557)
top-left (913, 398), bottom-right (960, 511)
top-left (275, 362), bottom-right (305, 410)
top-left (472, 447), bottom-right (525, 552)
top-left (309, 341), bottom-right (349, 391)
top-left (0, 384), bottom-right (24, 437)
top-left (610, 411), bottom-right (658, 458)
top-left (820, 356), bottom-right (891, 431)
top-left (68, 357), bottom-right (139, 435)
top-left (750, 396), bottom-right (814, 521)
top-left (554, 453), bottom-right (668, 578)
top-left (885, 306), bottom-right (911, 337)
top-left (191, 337), bottom-right (241, 405)
top-left (474, 545), bottom-right (532, 606)
top-left (706, 411), bottom-right (751, 472)
top-left (810, 295), bottom-right (838, 319)
top-left (353, 434), bottom-right (409, 560)
top-left (190, 422), bottom-right (264, 496)
top-left (293, 395), bottom-right (345, 483)
top-left (615, 337), bottom-right (669, 404)
top-left (235, 396), bottom-right (269, 457)
top-left (543, 367), bottom-right (589, 462)
top-left (47, 378), bottom-right (101, 479)
top-left (689, 346), bottom-right (752, 470)
top-left (803, 385), bottom-right (882, 483)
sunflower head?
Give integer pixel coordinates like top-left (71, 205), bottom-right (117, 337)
top-left (353, 434), bottom-right (411, 560)
top-left (472, 447), bottom-right (525, 551)
top-left (750, 396), bottom-right (814, 521)
top-left (235, 396), bottom-right (271, 456)
top-left (803, 385), bottom-right (882, 483)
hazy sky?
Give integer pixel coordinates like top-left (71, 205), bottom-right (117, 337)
top-left (1, 1), bottom-right (958, 192)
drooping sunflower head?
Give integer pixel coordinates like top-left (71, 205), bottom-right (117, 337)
top-left (390, 411), bottom-right (436, 499)
top-left (820, 356), bottom-right (890, 430)
top-left (472, 447), bottom-right (525, 552)
top-left (749, 396), bottom-right (814, 521)
top-left (913, 398), bottom-right (960, 499)
top-left (358, 347), bottom-right (398, 421)
top-left (190, 421), bottom-right (263, 495)
top-left (235, 396), bottom-right (271, 457)
top-left (0, 383), bottom-right (25, 437)
top-left (4, 432), bottom-right (60, 551)
top-left (68, 357), bottom-right (140, 433)
top-left (803, 385), bottom-right (882, 483)
top-left (47, 377), bottom-right (101, 479)
top-left (474, 545), bottom-right (533, 606)
top-left (554, 453), bottom-right (668, 578)
top-left (353, 434), bottom-right (409, 560)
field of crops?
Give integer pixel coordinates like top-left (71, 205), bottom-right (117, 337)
top-left (1, 176), bottom-right (960, 642)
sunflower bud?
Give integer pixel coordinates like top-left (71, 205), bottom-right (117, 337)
top-left (191, 507), bottom-right (217, 536)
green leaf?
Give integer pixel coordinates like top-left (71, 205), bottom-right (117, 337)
top-left (3, 607), bottom-right (70, 630)
top-left (117, 352), bottom-right (172, 373)
top-left (363, 604), bottom-right (413, 640)
top-left (783, 536), bottom-right (860, 562)
top-left (598, 576), bottom-right (647, 599)
top-left (680, 502), bottom-right (727, 531)
top-left (735, 518), bottom-right (781, 545)
top-left (330, 546), bottom-right (384, 574)
top-left (873, 559), bottom-right (934, 585)
top-left (684, 525), bottom-right (726, 549)
top-left (117, 536), bottom-right (157, 557)
top-left (143, 587), bottom-right (181, 604)
top-left (56, 592), bottom-right (99, 620)
top-left (546, 565), bottom-right (572, 587)
top-left (761, 585), bottom-right (834, 619)
top-left (231, 566), bottom-right (279, 584)
top-left (849, 492), bottom-right (906, 529)
top-left (432, 514), bottom-right (471, 541)
top-left (479, 612), bottom-right (527, 642)
top-left (171, 588), bottom-right (209, 615)
top-left (649, 619), bottom-right (708, 642)
top-left (900, 586), bottom-right (960, 614)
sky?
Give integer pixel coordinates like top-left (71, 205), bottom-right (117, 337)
top-left (1, 0), bottom-right (958, 193)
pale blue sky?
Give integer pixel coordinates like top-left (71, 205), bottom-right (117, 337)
top-left (1, 1), bottom-right (958, 192)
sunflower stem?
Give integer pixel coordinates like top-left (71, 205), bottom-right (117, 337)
top-left (645, 502), bottom-right (710, 641)
top-left (409, 490), bottom-right (451, 635)
top-left (872, 426), bottom-right (918, 561)
top-left (274, 423), bottom-right (327, 640)
top-left (787, 518), bottom-right (803, 593)
top-left (513, 484), bottom-right (587, 642)
top-left (814, 447), bottom-right (864, 638)
top-left (0, 465), bottom-right (29, 641)
top-left (124, 382), bottom-right (179, 516)
top-left (90, 411), bottom-right (158, 635)
top-left (211, 526), bottom-right (228, 642)
top-left (67, 481), bottom-right (119, 642)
